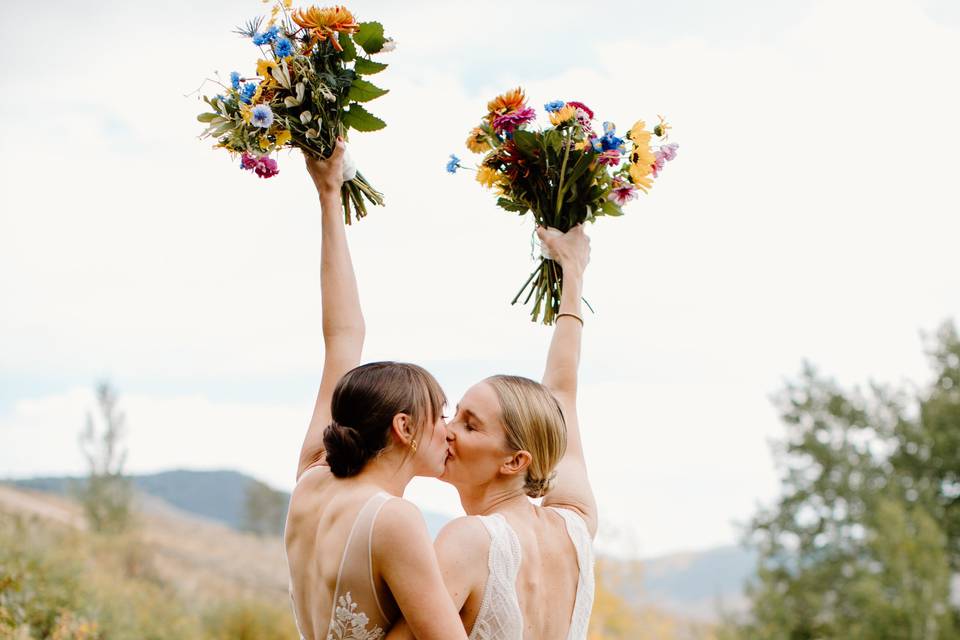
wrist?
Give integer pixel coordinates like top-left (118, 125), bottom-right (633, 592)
top-left (559, 262), bottom-right (586, 280)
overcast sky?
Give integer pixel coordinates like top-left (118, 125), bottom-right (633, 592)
top-left (2, 0), bottom-right (959, 557)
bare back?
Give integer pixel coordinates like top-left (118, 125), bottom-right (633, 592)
top-left (285, 466), bottom-right (399, 640)
top-left (447, 505), bottom-right (594, 640)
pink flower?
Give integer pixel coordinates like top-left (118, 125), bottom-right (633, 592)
top-left (492, 107), bottom-right (536, 134)
top-left (240, 152), bottom-right (259, 171)
top-left (597, 149), bottom-right (622, 166)
top-left (566, 101), bottom-right (594, 120)
top-left (609, 181), bottom-right (638, 206)
top-left (660, 143), bottom-right (679, 161)
top-left (254, 156), bottom-right (279, 178)
top-left (651, 152), bottom-right (666, 178)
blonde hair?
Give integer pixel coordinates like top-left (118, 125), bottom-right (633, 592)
top-left (484, 375), bottom-right (567, 498)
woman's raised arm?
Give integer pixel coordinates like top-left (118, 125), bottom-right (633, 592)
top-left (296, 141), bottom-right (366, 480)
top-left (538, 225), bottom-right (598, 537)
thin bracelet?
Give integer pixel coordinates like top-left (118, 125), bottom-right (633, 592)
top-left (556, 312), bottom-right (584, 326)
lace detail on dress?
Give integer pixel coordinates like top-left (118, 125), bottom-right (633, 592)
top-left (468, 514), bottom-right (523, 640)
top-left (469, 509), bottom-right (595, 640)
top-left (326, 593), bottom-right (384, 640)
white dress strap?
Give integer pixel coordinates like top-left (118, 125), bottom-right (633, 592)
top-left (547, 507), bottom-right (595, 640)
top-left (468, 514), bottom-right (524, 640)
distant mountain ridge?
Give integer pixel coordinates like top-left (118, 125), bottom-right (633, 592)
top-left (11, 469), bottom-right (453, 538)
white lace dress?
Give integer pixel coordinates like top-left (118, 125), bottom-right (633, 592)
top-left (468, 507), bottom-right (595, 640)
top-left (289, 490), bottom-right (393, 640)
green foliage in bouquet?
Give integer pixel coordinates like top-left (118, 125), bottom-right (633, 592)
top-left (196, 3), bottom-right (396, 224)
top-left (450, 89), bottom-right (678, 324)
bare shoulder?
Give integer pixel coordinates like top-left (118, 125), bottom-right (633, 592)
top-left (372, 497), bottom-right (432, 547)
top-left (435, 516), bottom-right (489, 562)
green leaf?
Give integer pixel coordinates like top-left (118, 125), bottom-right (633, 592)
top-left (339, 34), bottom-right (357, 61)
top-left (563, 151), bottom-right (593, 187)
top-left (543, 129), bottom-right (562, 156)
top-left (512, 130), bottom-right (540, 156)
top-left (343, 104), bottom-right (387, 131)
top-left (347, 78), bottom-right (389, 103)
top-left (354, 57), bottom-right (388, 75)
top-left (353, 22), bottom-right (386, 54)
top-left (600, 199), bottom-right (624, 217)
top-left (497, 197), bottom-right (528, 213)
top-left (197, 112), bottom-right (219, 123)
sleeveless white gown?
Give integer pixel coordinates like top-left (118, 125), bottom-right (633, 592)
top-left (288, 483), bottom-right (393, 640)
top-left (468, 507), bottom-right (595, 640)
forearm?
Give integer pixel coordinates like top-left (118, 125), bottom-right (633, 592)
top-left (319, 189), bottom-right (365, 343)
top-left (542, 268), bottom-right (583, 395)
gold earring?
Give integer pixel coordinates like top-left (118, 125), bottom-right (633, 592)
top-left (410, 439), bottom-right (418, 453)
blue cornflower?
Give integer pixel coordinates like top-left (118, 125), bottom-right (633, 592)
top-left (589, 137), bottom-right (603, 152)
top-left (230, 71), bottom-right (241, 89)
top-left (251, 104), bottom-right (274, 128)
top-left (274, 36), bottom-right (294, 57)
top-left (600, 133), bottom-right (624, 152)
top-left (598, 122), bottom-right (624, 151)
top-left (240, 82), bottom-right (257, 104)
top-left (544, 100), bottom-right (565, 113)
top-left (252, 25), bottom-right (280, 46)
top-left (446, 154), bottom-right (461, 174)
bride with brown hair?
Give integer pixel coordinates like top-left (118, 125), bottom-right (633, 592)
top-left (284, 141), bottom-right (468, 640)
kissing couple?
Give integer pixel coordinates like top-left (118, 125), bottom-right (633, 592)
top-left (285, 140), bottom-right (597, 640)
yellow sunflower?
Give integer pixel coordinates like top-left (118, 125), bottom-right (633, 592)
top-left (549, 105), bottom-right (576, 127)
top-left (629, 163), bottom-right (654, 193)
top-left (627, 119), bottom-right (652, 145)
top-left (257, 59), bottom-right (279, 87)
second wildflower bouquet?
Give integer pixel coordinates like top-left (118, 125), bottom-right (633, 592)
top-left (197, 2), bottom-right (395, 224)
top-left (450, 89), bottom-right (678, 324)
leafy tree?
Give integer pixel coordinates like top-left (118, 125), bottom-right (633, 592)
top-left (724, 321), bottom-right (959, 639)
top-left (77, 381), bottom-right (132, 534)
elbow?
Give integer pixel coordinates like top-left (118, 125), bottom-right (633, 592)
top-left (323, 318), bottom-right (366, 343)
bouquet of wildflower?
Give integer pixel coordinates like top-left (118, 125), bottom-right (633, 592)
top-left (448, 88), bottom-right (678, 324)
top-left (196, 2), bottom-right (395, 224)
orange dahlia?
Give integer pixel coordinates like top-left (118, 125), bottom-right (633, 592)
top-left (486, 87), bottom-right (527, 121)
top-left (292, 5), bottom-right (360, 52)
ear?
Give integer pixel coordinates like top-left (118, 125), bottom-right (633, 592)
top-left (390, 413), bottom-right (415, 446)
top-left (499, 450), bottom-right (532, 479)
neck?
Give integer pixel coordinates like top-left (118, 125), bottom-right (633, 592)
top-left (354, 454), bottom-right (416, 497)
top-left (456, 480), bottom-right (530, 516)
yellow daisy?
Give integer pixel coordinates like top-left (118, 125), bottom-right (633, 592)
top-left (476, 166), bottom-right (502, 189)
top-left (274, 129), bottom-right (292, 147)
top-left (466, 127), bottom-right (491, 153)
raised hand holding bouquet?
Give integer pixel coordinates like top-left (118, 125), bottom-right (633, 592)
top-left (449, 89), bottom-right (678, 324)
top-left (196, 2), bottom-right (395, 224)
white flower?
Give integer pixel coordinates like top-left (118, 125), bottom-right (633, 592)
top-left (380, 38), bottom-right (397, 52)
top-left (341, 148), bottom-right (357, 182)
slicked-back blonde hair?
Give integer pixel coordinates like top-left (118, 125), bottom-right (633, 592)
top-left (484, 375), bottom-right (567, 498)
